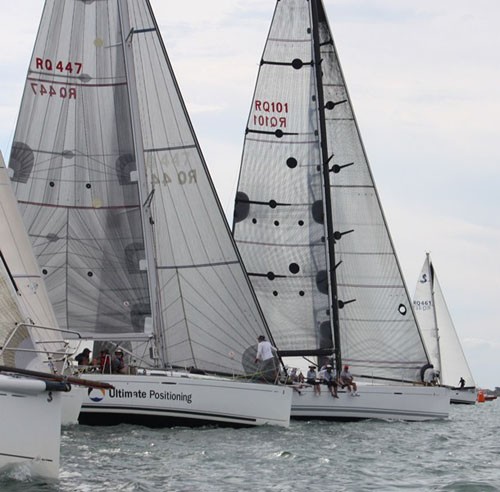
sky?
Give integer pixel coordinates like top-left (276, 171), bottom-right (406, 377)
top-left (0, 0), bottom-right (499, 389)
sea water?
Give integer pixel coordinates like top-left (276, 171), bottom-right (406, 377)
top-left (1, 401), bottom-right (499, 491)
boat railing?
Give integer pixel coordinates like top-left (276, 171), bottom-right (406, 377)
top-left (0, 322), bottom-right (82, 361)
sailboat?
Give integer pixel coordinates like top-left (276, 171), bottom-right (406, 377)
top-left (232, 0), bottom-right (450, 420)
top-left (8, 0), bottom-right (291, 427)
top-left (0, 152), bottom-right (68, 478)
top-left (413, 253), bottom-right (477, 404)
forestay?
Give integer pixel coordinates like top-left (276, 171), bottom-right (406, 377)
top-left (233, 0), bottom-right (429, 381)
top-left (10, 0), bottom-right (274, 376)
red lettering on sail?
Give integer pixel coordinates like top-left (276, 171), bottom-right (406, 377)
top-left (34, 58), bottom-right (83, 74)
top-left (253, 100), bottom-right (289, 129)
top-left (30, 83), bottom-right (77, 99)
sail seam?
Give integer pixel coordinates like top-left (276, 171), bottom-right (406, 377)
top-left (157, 261), bottom-right (240, 270)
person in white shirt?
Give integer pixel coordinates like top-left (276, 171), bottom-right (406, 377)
top-left (306, 365), bottom-right (321, 395)
top-left (340, 365), bottom-right (359, 396)
top-left (254, 335), bottom-right (277, 382)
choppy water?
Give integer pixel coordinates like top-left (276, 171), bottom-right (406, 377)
top-left (1, 401), bottom-right (499, 491)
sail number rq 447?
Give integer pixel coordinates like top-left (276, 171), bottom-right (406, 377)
top-left (35, 57), bottom-right (83, 74)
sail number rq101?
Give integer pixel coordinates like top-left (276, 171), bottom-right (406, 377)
top-left (252, 100), bottom-right (289, 129)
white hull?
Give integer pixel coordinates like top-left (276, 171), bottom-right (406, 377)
top-left (291, 383), bottom-right (450, 421)
top-left (0, 375), bottom-right (62, 479)
top-left (61, 386), bottom-right (86, 425)
top-left (450, 388), bottom-right (477, 405)
top-left (78, 372), bottom-right (292, 428)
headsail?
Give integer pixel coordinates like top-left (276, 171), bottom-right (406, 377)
top-left (0, 153), bottom-right (65, 372)
top-left (10, 0), bottom-right (275, 377)
top-left (233, 0), bottom-right (429, 381)
top-left (413, 253), bottom-right (475, 388)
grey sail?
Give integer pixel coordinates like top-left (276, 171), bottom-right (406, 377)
top-left (10, 0), bottom-right (274, 377)
top-left (233, 0), bottom-right (429, 381)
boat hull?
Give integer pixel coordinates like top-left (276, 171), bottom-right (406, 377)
top-left (291, 383), bottom-right (450, 421)
top-left (61, 385), bottom-right (86, 425)
top-left (450, 388), bottom-right (477, 405)
top-left (0, 375), bottom-right (62, 479)
top-left (78, 372), bottom-right (292, 428)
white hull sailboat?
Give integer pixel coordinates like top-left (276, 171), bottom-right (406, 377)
top-left (9, 0), bottom-right (291, 427)
top-left (232, 0), bottom-right (450, 421)
top-left (80, 372), bottom-right (291, 427)
top-left (291, 384), bottom-right (449, 421)
top-left (414, 253), bottom-right (477, 405)
top-left (0, 154), bottom-right (67, 478)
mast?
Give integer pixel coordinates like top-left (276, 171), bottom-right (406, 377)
top-left (428, 253), bottom-right (443, 377)
top-left (117, 1), bottom-right (164, 366)
top-left (310, 0), bottom-right (342, 373)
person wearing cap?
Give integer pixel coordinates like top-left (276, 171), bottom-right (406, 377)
top-left (75, 347), bottom-right (91, 366)
top-left (111, 348), bottom-right (127, 374)
top-left (306, 365), bottom-right (321, 395)
top-left (254, 335), bottom-right (277, 382)
top-left (322, 364), bottom-right (339, 398)
top-left (340, 364), bottom-right (359, 396)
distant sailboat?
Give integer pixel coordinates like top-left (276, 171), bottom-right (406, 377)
top-left (9, 0), bottom-right (291, 427)
top-left (232, 0), bottom-right (450, 420)
top-left (413, 253), bottom-right (476, 404)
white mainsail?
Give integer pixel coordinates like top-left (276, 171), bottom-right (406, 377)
top-left (413, 253), bottom-right (475, 389)
top-left (233, 0), bottom-right (430, 382)
top-left (9, 1), bottom-right (280, 379)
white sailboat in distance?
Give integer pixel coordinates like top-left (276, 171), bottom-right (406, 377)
top-left (414, 253), bottom-right (476, 404)
top-left (9, 0), bottom-right (292, 427)
top-left (232, 0), bottom-right (450, 421)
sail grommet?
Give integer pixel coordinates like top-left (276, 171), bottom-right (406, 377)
top-left (269, 200), bottom-right (277, 209)
top-left (87, 272), bottom-right (93, 277)
top-left (273, 291), bottom-right (278, 297)
top-left (299, 291), bottom-right (305, 297)
top-left (289, 263), bottom-right (300, 274)
top-left (286, 157), bottom-right (298, 169)
top-left (291, 58), bottom-right (303, 70)
top-left (85, 183), bottom-right (91, 189)
top-left (298, 220), bottom-right (304, 226)
top-left (267, 272), bottom-right (276, 281)
top-left (274, 129), bottom-right (284, 138)
top-left (398, 304), bottom-right (407, 316)
top-left (49, 182), bottom-right (55, 187)
top-left (252, 218), bottom-right (257, 224)
top-left (42, 269), bottom-right (48, 275)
